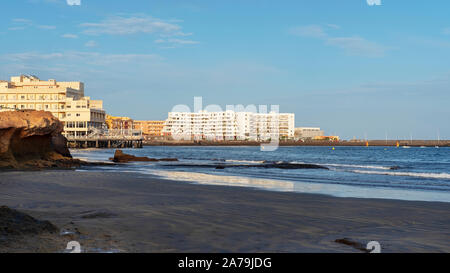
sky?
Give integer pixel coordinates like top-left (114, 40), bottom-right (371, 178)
top-left (0, 0), bottom-right (449, 140)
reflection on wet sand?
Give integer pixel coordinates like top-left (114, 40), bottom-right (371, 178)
top-left (151, 170), bottom-right (295, 192)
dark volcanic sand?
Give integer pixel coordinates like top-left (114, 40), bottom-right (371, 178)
top-left (0, 170), bottom-right (449, 253)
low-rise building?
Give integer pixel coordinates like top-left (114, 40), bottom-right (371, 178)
top-left (105, 115), bottom-right (134, 130)
top-left (133, 120), bottom-right (166, 139)
top-left (314, 135), bottom-right (340, 141)
top-left (294, 127), bottom-right (324, 140)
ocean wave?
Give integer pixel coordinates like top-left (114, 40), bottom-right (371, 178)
top-left (225, 159), bottom-right (265, 164)
top-left (352, 170), bottom-right (450, 179)
top-left (324, 163), bottom-right (393, 170)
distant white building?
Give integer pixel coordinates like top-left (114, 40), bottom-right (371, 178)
top-left (162, 111), bottom-right (295, 141)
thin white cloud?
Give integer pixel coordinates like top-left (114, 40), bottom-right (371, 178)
top-left (326, 24), bottom-right (340, 29)
top-left (326, 37), bottom-right (386, 57)
top-left (80, 15), bottom-right (187, 36)
top-left (8, 27), bottom-right (26, 31)
top-left (289, 24), bottom-right (387, 57)
top-left (62, 33), bottom-right (79, 39)
top-left (37, 25), bottom-right (57, 30)
top-left (289, 25), bottom-right (327, 38)
top-left (1, 51), bottom-right (162, 65)
top-left (12, 18), bottom-right (33, 24)
top-left (168, 38), bottom-right (199, 45)
top-left (84, 40), bottom-right (98, 47)
top-left (9, 18), bottom-right (56, 31)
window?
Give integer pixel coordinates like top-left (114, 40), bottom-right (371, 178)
top-left (76, 113), bottom-right (80, 117)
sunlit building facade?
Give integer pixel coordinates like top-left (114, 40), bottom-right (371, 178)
top-left (162, 111), bottom-right (295, 141)
top-left (0, 75), bottom-right (105, 137)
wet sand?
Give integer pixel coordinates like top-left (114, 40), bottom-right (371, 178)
top-left (0, 170), bottom-right (449, 253)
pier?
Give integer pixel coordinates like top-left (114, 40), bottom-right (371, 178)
top-left (66, 129), bottom-right (144, 149)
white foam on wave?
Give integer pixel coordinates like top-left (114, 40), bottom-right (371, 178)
top-left (225, 159), bottom-right (265, 164)
top-left (324, 163), bottom-right (392, 170)
top-left (352, 170), bottom-right (450, 179)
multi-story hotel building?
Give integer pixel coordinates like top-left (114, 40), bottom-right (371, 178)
top-left (0, 75), bottom-right (105, 137)
top-left (133, 120), bottom-right (166, 139)
top-left (162, 111), bottom-right (295, 141)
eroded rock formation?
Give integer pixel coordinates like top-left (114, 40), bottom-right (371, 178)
top-left (0, 110), bottom-right (76, 169)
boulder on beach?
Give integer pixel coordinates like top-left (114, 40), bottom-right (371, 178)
top-left (0, 110), bottom-right (76, 169)
top-left (110, 150), bottom-right (158, 162)
top-left (0, 206), bottom-right (58, 237)
top-left (110, 150), bottom-right (178, 163)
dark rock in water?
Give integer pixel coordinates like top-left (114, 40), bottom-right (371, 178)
top-left (390, 166), bottom-right (400, 170)
top-left (162, 162), bottom-right (328, 170)
top-left (159, 158), bottom-right (179, 162)
top-left (111, 150), bottom-right (159, 163)
top-left (335, 238), bottom-right (368, 252)
top-left (259, 163), bottom-right (328, 170)
top-left (0, 206), bottom-right (58, 236)
top-left (110, 150), bottom-right (179, 163)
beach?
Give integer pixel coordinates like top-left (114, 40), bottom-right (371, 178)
top-left (1, 170), bottom-right (449, 253)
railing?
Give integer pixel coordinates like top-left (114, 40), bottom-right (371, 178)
top-left (65, 128), bottom-right (143, 141)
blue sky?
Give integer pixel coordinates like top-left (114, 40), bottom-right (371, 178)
top-left (1, 0), bottom-right (449, 139)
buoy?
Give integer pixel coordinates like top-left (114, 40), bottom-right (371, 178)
top-left (332, 147), bottom-right (335, 150)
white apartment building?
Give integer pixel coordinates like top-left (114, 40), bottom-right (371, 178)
top-left (0, 75), bottom-right (105, 138)
top-left (162, 110), bottom-right (295, 141)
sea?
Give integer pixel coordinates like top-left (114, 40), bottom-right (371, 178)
top-left (71, 146), bottom-right (450, 203)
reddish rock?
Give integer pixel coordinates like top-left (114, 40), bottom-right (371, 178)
top-left (0, 110), bottom-right (74, 169)
top-left (110, 150), bottom-right (178, 163)
top-left (110, 150), bottom-right (159, 163)
top-left (159, 158), bottom-right (179, 162)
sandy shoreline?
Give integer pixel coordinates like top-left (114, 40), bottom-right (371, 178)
top-left (0, 170), bottom-right (449, 253)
